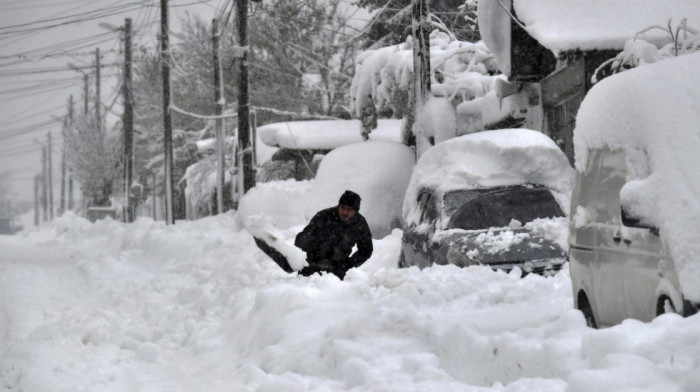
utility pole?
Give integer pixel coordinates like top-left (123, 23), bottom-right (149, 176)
top-left (412, 0), bottom-right (431, 151)
top-left (152, 172), bottom-right (157, 220)
top-left (83, 74), bottom-right (89, 116)
top-left (60, 115), bottom-right (68, 216)
top-left (41, 146), bottom-right (47, 222)
top-left (34, 174), bottom-right (40, 226)
top-left (213, 18), bottom-right (225, 215)
top-left (95, 48), bottom-right (102, 134)
top-left (161, 0), bottom-right (175, 224)
top-left (68, 95), bottom-right (74, 212)
top-left (250, 110), bottom-right (257, 167)
top-left (236, 0), bottom-right (255, 194)
top-left (47, 132), bottom-right (54, 220)
top-left (123, 18), bottom-right (134, 222)
top-left (68, 169), bottom-right (74, 211)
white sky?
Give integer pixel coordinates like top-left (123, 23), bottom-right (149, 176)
top-left (0, 0), bottom-right (233, 207)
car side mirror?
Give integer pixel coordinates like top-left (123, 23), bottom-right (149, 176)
top-left (621, 206), bottom-right (659, 236)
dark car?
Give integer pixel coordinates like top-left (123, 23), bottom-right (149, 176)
top-left (398, 129), bottom-right (573, 275)
top-left (399, 185), bottom-right (567, 275)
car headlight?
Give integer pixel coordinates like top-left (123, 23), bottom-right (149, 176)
top-left (447, 247), bottom-right (478, 267)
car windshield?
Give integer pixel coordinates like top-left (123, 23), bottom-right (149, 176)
top-left (448, 187), bottom-right (564, 230)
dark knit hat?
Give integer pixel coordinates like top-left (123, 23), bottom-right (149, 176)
top-left (338, 190), bottom-right (361, 212)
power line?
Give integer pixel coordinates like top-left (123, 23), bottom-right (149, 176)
top-left (0, 0), bottom-right (94, 12)
top-left (0, 3), bottom-right (145, 40)
top-left (0, 62), bottom-right (119, 77)
top-left (0, 28), bottom-right (114, 54)
top-left (2, 104), bottom-right (67, 127)
top-left (0, 2), bottom-right (141, 33)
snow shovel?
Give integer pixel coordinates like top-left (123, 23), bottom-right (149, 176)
top-left (253, 236), bottom-right (295, 273)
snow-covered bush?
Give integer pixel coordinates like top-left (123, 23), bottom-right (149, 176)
top-left (593, 19), bottom-right (700, 83)
top-left (350, 30), bottom-right (530, 151)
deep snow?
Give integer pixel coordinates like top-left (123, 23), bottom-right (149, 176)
top-left (2, 181), bottom-right (700, 392)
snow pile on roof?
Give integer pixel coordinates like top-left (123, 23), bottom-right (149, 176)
top-left (194, 130), bottom-right (278, 166)
top-left (592, 33), bottom-right (700, 83)
top-left (477, 0), bottom-right (700, 73)
top-left (305, 141), bottom-right (415, 238)
top-left (257, 119), bottom-right (402, 150)
top-left (513, 0), bottom-right (700, 56)
top-left (574, 51), bottom-right (700, 301)
top-left (404, 129), bottom-right (573, 223)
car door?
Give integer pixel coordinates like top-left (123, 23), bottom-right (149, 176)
top-left (616, 148), bottom-right (663, 321)
top-left (419, 191), bottom-right (441, 266)
top-left (592, 148), bottom-right (632, 326)
top-left (570, 148), bottom-right (628, 326)
top-left (618, 209), bottom-right (663, 321)
top-left (402, 190), bottom-right (436, 268)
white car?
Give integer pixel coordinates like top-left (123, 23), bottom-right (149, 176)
top-left (569, 52), bottom-right (700, 328)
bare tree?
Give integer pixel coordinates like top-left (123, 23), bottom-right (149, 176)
top-left (62, 114), bottom-right (121, 207)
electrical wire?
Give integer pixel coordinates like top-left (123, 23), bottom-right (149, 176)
top-left (0, 2), bottom-right (141, 33)
top-left (0, 3), bottom-right (146, 42)
top-left (0, 62), bottom-right (119, 77)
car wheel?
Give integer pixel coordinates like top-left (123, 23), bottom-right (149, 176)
top-left (656, 295), bottom-right (677, 316)
top-left (577, 292), bottom-right (597, 329)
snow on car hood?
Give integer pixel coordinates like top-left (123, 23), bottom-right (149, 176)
top-left (435, 217), bottom-right (568, 266)
top-left (403, 129), bottom-right (573, 226)
top-left (573, 52), bottom-right (700, 301)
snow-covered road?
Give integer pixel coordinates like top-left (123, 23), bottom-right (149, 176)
top-left (1, 210), bottom-right (699, 392)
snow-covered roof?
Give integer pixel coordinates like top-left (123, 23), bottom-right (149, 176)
top-left (404, 129), bottom-right (573, 223)
top-left (515, 0), bottom-right (700, 55)
top-left (478, 0), bottom-right (700, 74)
top-left (195, 133), bottom-right (278, 165)
top-left (257, 119), bottom-right (403, 149)
top-left (573, 51), bottom-right (700, 301)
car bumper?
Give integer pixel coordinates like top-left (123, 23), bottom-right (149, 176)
top-left (482, 257), bottom-right (567, 276)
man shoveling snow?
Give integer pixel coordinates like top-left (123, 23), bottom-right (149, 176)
top-left (250, 190), bottom-right (373, 279)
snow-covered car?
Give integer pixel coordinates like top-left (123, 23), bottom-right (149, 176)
top-left (256, 119), bottom-right (402, 182)
top-left (569, 52), bottom-right (700, 328)
top-left (399, 129), bottom-right (572, 275)
top-left (305, 141), bottom-right (414, 239)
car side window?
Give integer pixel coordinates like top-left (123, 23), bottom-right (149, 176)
top-left (422, 193), bottom-right (438, 225)
top-left (572, 148), bottom-right (626, 225)
top-left (416, 192), bottom-right (430, 223)
top-left (596, 149), bottom-right (627, 224)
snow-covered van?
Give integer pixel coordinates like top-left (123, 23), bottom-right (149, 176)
top-left (569, 52), bottom-right (700, 328)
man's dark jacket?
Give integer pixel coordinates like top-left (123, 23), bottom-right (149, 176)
top-left (294, 207), bottom-right (373, 279)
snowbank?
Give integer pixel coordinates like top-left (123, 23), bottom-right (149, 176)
top-left (404, 129), bottom-right (573, 226)
top-left (3, 205), bottom-right (700, 391)
top-left (573, 51), bottom-right (700, 301)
